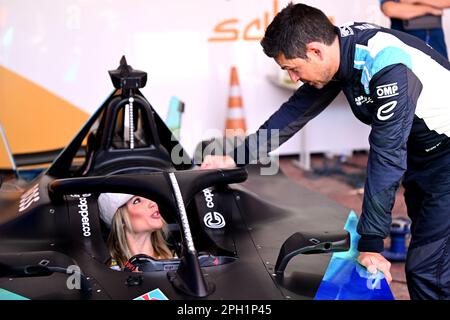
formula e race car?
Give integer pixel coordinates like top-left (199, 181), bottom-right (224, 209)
top-left (0, 57), bottom-right (393, 300)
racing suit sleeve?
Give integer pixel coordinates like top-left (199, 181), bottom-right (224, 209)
top-left (229, 81), bottom-right (342, 165)
top-left (357, 64), bottom-right (422, 252)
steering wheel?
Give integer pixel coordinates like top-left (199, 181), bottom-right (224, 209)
top-left (125, 254), bottom-right (180, 272)
top-left (124, 253), bottom-right (238, 272)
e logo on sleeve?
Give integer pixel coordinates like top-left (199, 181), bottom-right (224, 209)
top-left (377, 101), bottom-right (397, 121)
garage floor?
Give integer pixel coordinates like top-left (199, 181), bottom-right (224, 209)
top-left (278, 152), bottom-right (410, 300)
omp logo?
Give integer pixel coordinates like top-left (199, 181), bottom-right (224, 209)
top-left (355, 95), bottom-right (374, 106)
top-left (377, 101), bottom-right (397, 121)
top-left (203, 212), bottom-right (226, 229)
top-left (376, 83), bottom-right (399, 99)
top-left (19, 184), bottom-right (40, 213)
top-left (73, 194), bottom-right (92, 237)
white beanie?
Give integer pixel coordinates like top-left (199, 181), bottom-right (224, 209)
top-left (98, 193), bottom-right (134, 227)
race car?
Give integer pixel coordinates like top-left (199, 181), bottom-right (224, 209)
top-left (0, 57), bottom-right (393, 300)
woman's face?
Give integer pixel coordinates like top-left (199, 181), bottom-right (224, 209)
top-left (125, 196), bottom-right (163, 234)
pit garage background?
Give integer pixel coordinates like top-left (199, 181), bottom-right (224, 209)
top-left (0, 0), bottom-right (434, 301)
top-left (1, 0), bottom-right (450, 160)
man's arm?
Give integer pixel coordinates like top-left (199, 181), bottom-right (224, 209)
top-left (381, 0), bottom-right (443, 20)
top-left (201, 81), bottom-right (342, 169)
top-left (229, 81), bottom-right (342, 166)
top-left (356, 64), bottom-right (422, 279)
top-left (356, 63), bottom-right (422, 282)
top-left (358, 63), bottom-right (421, 251)
top-left (402, 0), bottom-right (450, 9)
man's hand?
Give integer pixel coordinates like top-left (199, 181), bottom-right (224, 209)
top-left (358, 252), bottom-right (393, 284)
top-left (200, 155), bottom-right (237, 169)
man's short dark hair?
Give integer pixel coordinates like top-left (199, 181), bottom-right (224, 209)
top-left (261, 3), bottom-right (337, 59)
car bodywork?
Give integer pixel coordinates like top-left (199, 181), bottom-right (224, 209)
top-left (0, 57), bottom-right (392, 300)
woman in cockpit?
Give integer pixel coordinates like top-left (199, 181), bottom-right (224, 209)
top-left (97, 193), bottom-right (174, 270)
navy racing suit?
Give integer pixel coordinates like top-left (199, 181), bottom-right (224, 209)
top-left (231, 22), bottom-right (450, 299)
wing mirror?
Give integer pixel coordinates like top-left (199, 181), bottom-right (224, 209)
top-left (274, 231), bottom-right (350, 277)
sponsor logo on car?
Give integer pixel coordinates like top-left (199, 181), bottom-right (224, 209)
top-left (72, 194), bottom-right (92, 237)
top-left (202, 188), bottom-right (226, 228)
top-left (202, 188), bottom-right (215, 208)
top-left (19, 184), bottom-right (40, 213)
top-left (204, 211), bottom-right (226, 229)
top-left (134, 288), bottom-right (169, 300)
top-left (69, 193), bottom-right (92, 198)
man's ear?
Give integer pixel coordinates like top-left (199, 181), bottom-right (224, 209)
top-left (305, 42), bottom-right (324, 60)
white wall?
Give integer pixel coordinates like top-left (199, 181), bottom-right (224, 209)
top-left (1, 0), bottom-right (449, 156)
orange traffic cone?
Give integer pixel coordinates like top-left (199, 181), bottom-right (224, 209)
top-left (225, 66), bottom-right (246, 136)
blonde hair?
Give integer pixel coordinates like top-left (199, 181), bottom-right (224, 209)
top-left (107, 205), bottom-right (173, 268)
